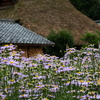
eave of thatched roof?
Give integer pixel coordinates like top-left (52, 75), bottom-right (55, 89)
top-left (0, 0), bottom-right (100, 45)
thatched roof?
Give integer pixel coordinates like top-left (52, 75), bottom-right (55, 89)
top-left (0, 0), bottom-right (100, 45)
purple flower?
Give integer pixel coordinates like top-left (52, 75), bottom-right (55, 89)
top-left (0, 92), bottom-right (6, 99)
top-left (35, 84), bottom-right (45, 89)
top-left (90, 94), bottom-right (100, 99)
top-left (47, 94), bottom-right (55, 98)
top-left (19, 94), bottom-right (29, 98)
top-left (76, 72), bottom-right (84, 75)
top-left (33, 75), bottom-right (46, 79)
top-left (49, 87), bottom-right (59, 92)
top-left (56, 66), bottom-right (76, 73)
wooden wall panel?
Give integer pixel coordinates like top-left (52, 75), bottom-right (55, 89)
top-left (17, 46), bottom-right (28, 57)
top-left (28, 46), bottom-right (43, 57)
top-left (17, 46), bottom-right (43, 57)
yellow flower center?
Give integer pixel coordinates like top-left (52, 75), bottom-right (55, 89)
top-left (78, 72), bottom-right (82, 74)
top-left (0, 92), bottom-right (2, 95)
top-left (48, 64), bottom-right (51, 66)
top-left (3, 60), bottom-right (8, 62)
top-left (21, 94), bottom-right (25, 97)
top-left (62, 65), bottom-right (65, 67)
top-left (86, 80), bottom-right (91, 82)
top-left (80, 90), bottom-right (84, 92)
top-left (70, 67), bottom-right (73, 69)
top-left (35, 75), bottom-right (39, 77)
top-left (97, 80), bottom-right (100, 85)
top-left (32, 63), bottom-right (35, 65)
top-left (12, 51), bottom-right (16, 55)
top-left (54, 85), bottom-right (58, 88)
top-left (79, 80), bottom-right (84, 83)
top-left (4, 44), bottom-right (9, 47)
top-left (11, 79), bottom-right (15, 82)
top-left (10, 61), bottom-right (14, 64)
top-left (67, 81), bottom-right (70, 83)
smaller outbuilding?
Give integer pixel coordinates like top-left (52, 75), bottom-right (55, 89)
top-left (0, 0), bottom-right (18, 9)
top-left (0, 19), bottom-right (55, 57)
top-left (94, 20), bottom-right (100, 25)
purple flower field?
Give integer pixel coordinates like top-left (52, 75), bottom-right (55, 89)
top-left (0, 44), bottom-right (100, 100)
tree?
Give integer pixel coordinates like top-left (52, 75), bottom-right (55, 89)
top-left (70, 0), bottom-right (100, 20)
top-left (44, 30), bottom-right (74, 57)
top-left (81, 31), bottom-right (100, 47)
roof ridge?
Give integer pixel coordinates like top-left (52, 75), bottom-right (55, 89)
top-left (0, 19), bottom-right (15, 23)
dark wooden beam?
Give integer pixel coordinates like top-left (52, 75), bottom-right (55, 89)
top-left (0, 43), bottom-right (55, 47)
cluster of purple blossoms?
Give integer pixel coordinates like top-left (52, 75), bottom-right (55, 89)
top-left (0, 44), bottom-right (100, 100)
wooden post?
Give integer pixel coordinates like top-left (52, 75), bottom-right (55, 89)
top-left (66, 44), bottom-right (69, 49)
top-left (98, 41), bottom-right (100, 49)
top-left (98, 41), bottom-right (100, 54)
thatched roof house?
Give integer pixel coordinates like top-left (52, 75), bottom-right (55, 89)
top-left (0, 0), bottom-right (100, 46)
top-left (0, 19), bottom-right (55, 57)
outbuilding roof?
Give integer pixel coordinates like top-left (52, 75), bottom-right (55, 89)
top-left (94, 20), bottom-right (100, 25)
top-left (0, 19), bottom-right (55, 46)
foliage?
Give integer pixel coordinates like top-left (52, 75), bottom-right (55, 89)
top-left (70, 0), bottom-right (100, 20)
top-left (0, 44), bottom-right (100, 100)
top-left (44, 30), bottom-right (74, 57)
top-left (81, 32), bottom-right (100, 47)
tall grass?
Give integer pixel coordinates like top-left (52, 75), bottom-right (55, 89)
top-left (0, 44), bottom-right (100, 100)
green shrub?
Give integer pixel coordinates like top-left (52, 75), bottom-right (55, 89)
top-left (44, 30), bottom-right (74, 57)
top-left (81, 31), bottom-right (100, 47)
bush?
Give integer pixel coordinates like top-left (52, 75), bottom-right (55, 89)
top-left (81, 31), bottom-right (100, 48)
top-left (44, 30), bottom-right (74, 57)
